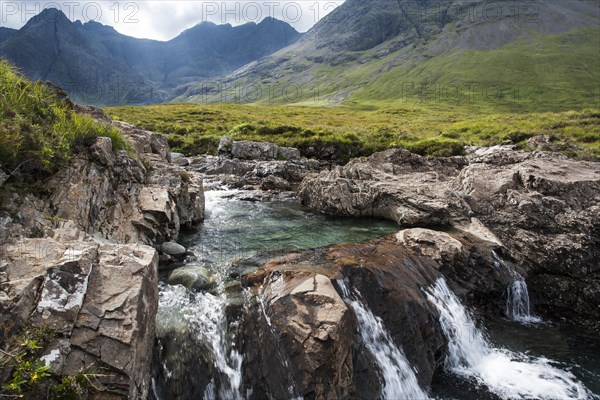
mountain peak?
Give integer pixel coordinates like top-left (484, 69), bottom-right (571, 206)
top-left (21, 7), bottom-right (72, 31)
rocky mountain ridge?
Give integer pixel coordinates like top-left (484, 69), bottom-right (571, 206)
top-left (0, 8), bottom-right (301, 105)
top-left (184, 0), bottom-right (599, 109)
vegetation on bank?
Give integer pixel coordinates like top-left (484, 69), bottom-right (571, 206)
top-left (105, 103), bottom-right (600, 162)
top-left (0, 60), bottom-right (127, 178)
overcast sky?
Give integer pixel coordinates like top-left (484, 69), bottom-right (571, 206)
top-left (0, 0), bottom-right (344, 40)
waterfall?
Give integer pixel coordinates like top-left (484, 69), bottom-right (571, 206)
top-left (337, 279), bottom-right (429, 400)
top-left (493, 252), bottom-right (541, 323)
top-left (506, 277), bottom-right (543, 323)
top-left (157, 284), bottom-right (244, 400)
top-left (426, 278), bottom-right (591, 400)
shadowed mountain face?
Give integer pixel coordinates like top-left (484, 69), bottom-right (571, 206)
top-left (181, 0), bottom-right (599, 110)
top-left (0, 28), bottom-right (17, 44)
top-left (0, 9), bottom-right (301, 105)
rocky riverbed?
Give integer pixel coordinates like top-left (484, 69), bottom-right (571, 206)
top-left (1, 117), bottom-right (599, 399)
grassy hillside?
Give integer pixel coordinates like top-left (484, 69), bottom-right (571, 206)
top-left (0, 60), bottom-right (126, 178)
top-left (105, 103), bottom-right (600, 162)
top-left (351, 28), bottom-right (600, 112)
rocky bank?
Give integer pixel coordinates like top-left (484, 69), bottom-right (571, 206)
top-left (298, 146), bottom-right (600, 329)
top-left (0, 112), bottom-right (204, 398)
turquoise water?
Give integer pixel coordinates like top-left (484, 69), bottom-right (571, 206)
top-left (181, 190), bottom-right (399, 266)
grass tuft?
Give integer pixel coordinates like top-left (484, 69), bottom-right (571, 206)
top-left (0, 60), bottom-right (128, 177)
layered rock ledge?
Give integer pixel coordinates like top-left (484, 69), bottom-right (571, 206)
top-left (0, 113), bottom-right (204, 398)
top-left (298, 146), bottom-right (600, 329)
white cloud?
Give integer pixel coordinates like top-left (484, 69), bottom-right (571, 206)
top-left (0, 0), bottom-right (344, 40)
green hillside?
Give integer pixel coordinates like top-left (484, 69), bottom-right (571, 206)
top-left (351, 28), bottom-right (600, 111)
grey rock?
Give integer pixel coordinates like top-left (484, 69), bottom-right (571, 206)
top-left (299, 147), bottom-right (600, 329)
top-left (160, 241), bottom-right (186, 257)
top-left (168, 265), bottom-right (215, 291)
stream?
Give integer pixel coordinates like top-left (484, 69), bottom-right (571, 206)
top-left (152, 189), bottom-right (600, 400)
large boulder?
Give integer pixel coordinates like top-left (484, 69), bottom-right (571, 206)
top-left (218, 137), bottom-right (301, 161)
top-left (238, 237), bottom-right (456, 398)
top-left (0, 235), bottom-right (159, 399)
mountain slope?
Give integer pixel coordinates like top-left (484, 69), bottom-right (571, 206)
top-left (0, 27), bottom-right (16, 44)
top-left (181, 0), bottom-right (600, 111)
top-left (0, 9), bottom-right (301, 105)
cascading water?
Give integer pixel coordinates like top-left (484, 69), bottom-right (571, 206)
top-left (492, 252), bottom-right (541, 323)
top-left (157, 284), bottom-right (244, 400)
top-left (337, 279), bottom-right (429, 400)
top-left (426, 278), bottom-right (591, 400)
top-left (154, 189), bottom-right (399, 399)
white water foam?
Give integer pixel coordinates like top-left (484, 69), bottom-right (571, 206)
top-left (426, 278), bottom-right (591, 400)
top-left (506, 278), bottom-right (542, 324)
top-left (157, 284), bottom-right (243, 400)
top-left (337, 279), bottom-right (429, 400)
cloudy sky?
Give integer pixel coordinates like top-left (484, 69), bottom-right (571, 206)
top-left (0, 0), bottom-right (344, 40)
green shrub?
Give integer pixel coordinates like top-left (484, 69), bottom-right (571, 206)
top-left (404, 138), bottom-right (466, 157)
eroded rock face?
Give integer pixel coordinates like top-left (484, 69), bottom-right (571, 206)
top-left (45, 135), bottom-right (204, 245)
top-left (218, 136), bottom-right (301, 161)
top-left (0, 234), bottom-right (158, 399)
top-left (239, 237), bottom-right (455, 398)
top-left (190, 154), bottom-right (323, 192)
top-left (298, 147), bottom-right (600, 329)
top-left (0, 116), bottom-right (205, 398)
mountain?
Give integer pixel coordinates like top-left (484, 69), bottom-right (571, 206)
top-left (180, 0), bottom-right (600, 111)
top-left (0, 9), bottom-right (301, 105)
top-left (0, 27), bottom-right (16, 44)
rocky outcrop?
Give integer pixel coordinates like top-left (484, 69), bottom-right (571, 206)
top-left (218, 136), bottom-right (301, 161)
top-left (44, 122), bottom-right (204, 245)
top-left (298, 147), bottom-right (600, 329)
top-left (236, 236), bottom-right (458, 398)
top-left (0, 231), bottom-right (158, 398)
top-left (186, 137), bottom-right (325, 192)
top-left (0, 114), bottom-right (205, 397)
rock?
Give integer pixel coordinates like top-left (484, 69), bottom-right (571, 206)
top-left (90, 136), bottom-right (115, 166)
top-left (218, 136), bottom-right (302, 162)
top-left (299, 147), bottom-right (600, 329)
top-left (276, 146), bottom-right (301, 160)
top-left (174, 157), bottom-right (190, 166)
top-left (168, 265), bottom-right (215, 291)
top-left (397, 228), bottom-right (463, 264)
top-left (0, 165), bottom-right (7, 187)
top-left (189, 154), bottom-right (325, 192)
top-left (113, 121), bottom-right (171, 162)
top-left (240, 236), bottom-right (457, 397)
top-left (298, 149), bottom-right (470, 226)
top-left (0, 236), bottom-right (159, 399)
top-left (160, 241), bottom-right (186, 257)
top-left (0, 118), bottom-right (204, 397)
top-left (259, 175), bottom-right (291, 191)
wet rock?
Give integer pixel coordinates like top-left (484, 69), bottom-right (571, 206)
top-left (160, 241), bottom-right (186, 257)
top-left (167, 265), bottom-right (215, 291)
top-left (259, 175), bottom-right (291, 191)
top-left (241, 237), bottom-right (453, 397)
top-left (397, 228), bottom-right (463, 264)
